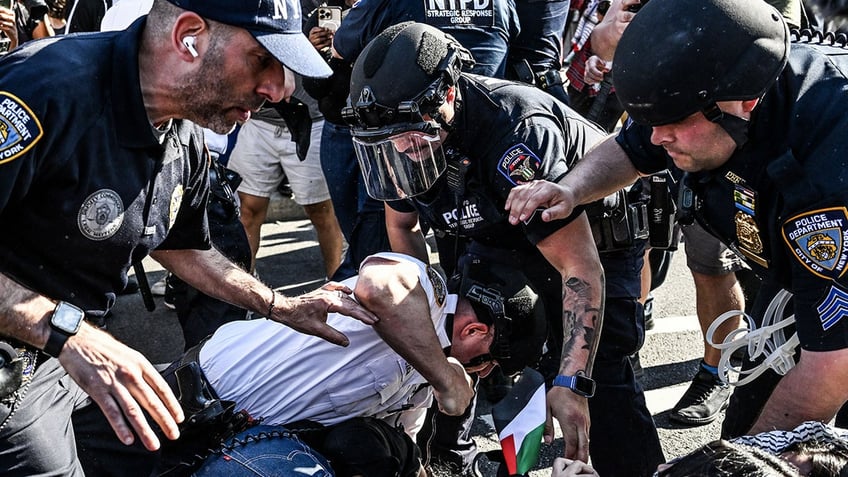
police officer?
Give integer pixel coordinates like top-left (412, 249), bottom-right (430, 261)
top-left (505, 0), bottom-right (848, 440)
top-left (0, 0), bottom-right (377, 474)
top-left (345, 22), bottom-right (664, 475)
top-left (304, 0), bottom-right (520, 282)
top-left (505, 0), bottom-right (571, 105)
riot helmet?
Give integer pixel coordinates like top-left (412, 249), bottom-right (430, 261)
top-left (449, 259), bottom-right (548, 377)
top-left (343, 22), bottom-right (475, 201)
top-left (613, 0), bottom-right (790, 127)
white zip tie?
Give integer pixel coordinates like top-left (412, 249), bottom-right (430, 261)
top-left (705, 289), bottom-right (799, 386)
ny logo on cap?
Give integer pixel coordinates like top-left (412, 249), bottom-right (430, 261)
top-left (272, 0), bottom-right (300, 20)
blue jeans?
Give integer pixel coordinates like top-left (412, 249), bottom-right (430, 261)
top-left (194, 425), bottom-right (334, 477)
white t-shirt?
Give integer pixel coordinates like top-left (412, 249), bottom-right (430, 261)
top-left (99, 0), bottom-right (152, 31)
top-left (199, 252), bottom-right (456, 427)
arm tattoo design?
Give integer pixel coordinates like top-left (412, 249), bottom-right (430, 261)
top-left (560, 276), bottom-right (603, 376)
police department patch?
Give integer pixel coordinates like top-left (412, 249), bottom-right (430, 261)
top-left (782, 207), bottom-right (848, 280)
top-left (427, 266), bottom-right (446, 307)
top-left (78, 189), bottom-right (124, 241)
top-left (817, 285), bottom-right (848, 331)
top-left (497, 144), bottom-right (541, 186)
top-left (0, 92), bottom-right (43, 165)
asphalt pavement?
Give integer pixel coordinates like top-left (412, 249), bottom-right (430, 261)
top-left (112, 212), bottom-right (727, 476)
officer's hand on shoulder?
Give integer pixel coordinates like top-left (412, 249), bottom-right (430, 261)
top-left (505, 180), bottom-right (575, 225)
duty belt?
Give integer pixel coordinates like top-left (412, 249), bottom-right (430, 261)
top-left (535, 68), bottom-right (567, 90)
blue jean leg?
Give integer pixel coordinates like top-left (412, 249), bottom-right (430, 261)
top-left (194, 425), bottom-right (334, 477)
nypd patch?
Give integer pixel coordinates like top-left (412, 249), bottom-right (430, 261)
top-left (782, 207), bottom-right (848, 280)
top-left (497, 144), bottom-right (541, 186)
top-left (0, 92), bottom-right (43, 165)
top-left (427, 266), bottom-right (446, 307)
top-left (817, 285), bottom-right (848, 331)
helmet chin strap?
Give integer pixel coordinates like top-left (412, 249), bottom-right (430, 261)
top-left (703, 102), bottom-right (750, 148)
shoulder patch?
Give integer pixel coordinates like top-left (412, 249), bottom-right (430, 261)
top-left (0, 92), bottom-right (44, 165)
top-left (426, 266), bottom-right (446, 307)
top-left (782, 207), bottom-right (848, 280)
top-left (817, 285), bottom-right (848, 331)
top-left (497, 143), bottom-right (541, 186)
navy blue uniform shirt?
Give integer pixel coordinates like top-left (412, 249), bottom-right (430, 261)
top-left (616, 41), bottom-right (848, 351)
top-left (508, 0), bottom-right (570, 72)
top-left (333, 0), bottom-right (520, 77)
top-left (0, 18), bottom-right (211, 317)
top-left (390, 75), bottom-right (605, 254)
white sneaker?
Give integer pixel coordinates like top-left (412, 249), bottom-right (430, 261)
top-left (150, 276), bottom-right (167, 296)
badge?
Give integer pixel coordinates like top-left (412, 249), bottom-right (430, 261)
top-left (77, 189), bottom-right (124, 241)
top-left (497, 144), bottom-right (541, 186)
top-left (728, 179), bottom-right (768, 267)
top-left (427, 266), bottom-right (446, 307)
top-left (817, 285), bottom-right (848, 331)
top-left (0, 92), bottom-right (43, 165)
top-left (735, 212), bottom-right (767, 267)
top-left (782, 207), bottom-right (848, 280)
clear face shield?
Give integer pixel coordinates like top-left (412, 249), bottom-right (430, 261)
top-left (351, 123), bottom-right (447, 201)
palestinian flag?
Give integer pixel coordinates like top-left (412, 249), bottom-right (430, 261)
top-left (492, 367), bottom-right (546, 476)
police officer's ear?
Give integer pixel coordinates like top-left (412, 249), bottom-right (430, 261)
top-left (172, 12), bottom-right (207, 61)
top-left (741, 98), bottom-right (760, 116)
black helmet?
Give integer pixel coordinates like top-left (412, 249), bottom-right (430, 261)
top-left (449, 259), bottom-right (548, 377)
top-left (613, 0), bottom-right (790, 126)
top-left (345, 21), bottom-right (474, 128)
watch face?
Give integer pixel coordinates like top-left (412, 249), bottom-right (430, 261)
top-left (574, 377), bottom-right (596, 398)
top-left (52, 302), bottom-right (84, 334)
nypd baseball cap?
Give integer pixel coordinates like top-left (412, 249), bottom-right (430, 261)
top-left (165, 0), bottom-right (332, 78)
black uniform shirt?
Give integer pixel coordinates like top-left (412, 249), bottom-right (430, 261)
top-left (390, 74), bottom-right (605, 254)
top-left (0, 18), bottom-right (211, 317)
top-left (616, 41), bottom-right (848, 351)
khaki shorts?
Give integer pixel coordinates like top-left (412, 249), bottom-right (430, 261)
top-left (682, 221), bottom-right (749, 275)
top-left (227, 118), bottom-right (330, 206)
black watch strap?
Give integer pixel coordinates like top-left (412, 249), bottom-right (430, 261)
top-left (44, 301), bottom-right (84, 358)
top-left (43, 327), bottom-right (69, 358)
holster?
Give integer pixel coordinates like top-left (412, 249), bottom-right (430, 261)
top-left (156, 349), bottom-right (255, 476)
top-left (208, 159), bottom-right (242, 219)
top-left (587, 189), bottom-right (649, 254)
top-left (511, 59), bottom-right (537, 86)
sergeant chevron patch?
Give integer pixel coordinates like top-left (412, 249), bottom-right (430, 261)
top-left (817, 285), bottom-right (848, 331)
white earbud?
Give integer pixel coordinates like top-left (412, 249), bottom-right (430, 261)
top-left (182, 36), bottom-right (198, 58)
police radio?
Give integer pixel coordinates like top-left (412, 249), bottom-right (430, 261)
top-left (648, 173), bottom-right (678, 249)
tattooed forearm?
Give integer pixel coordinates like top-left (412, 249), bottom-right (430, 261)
top-left (560, 276), bottom-right (604, 376)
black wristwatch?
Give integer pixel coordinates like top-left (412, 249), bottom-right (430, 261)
top-left (553, 374), bottom-right (596, 398)
top-left (43, 301), bottom-right (85, 358)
